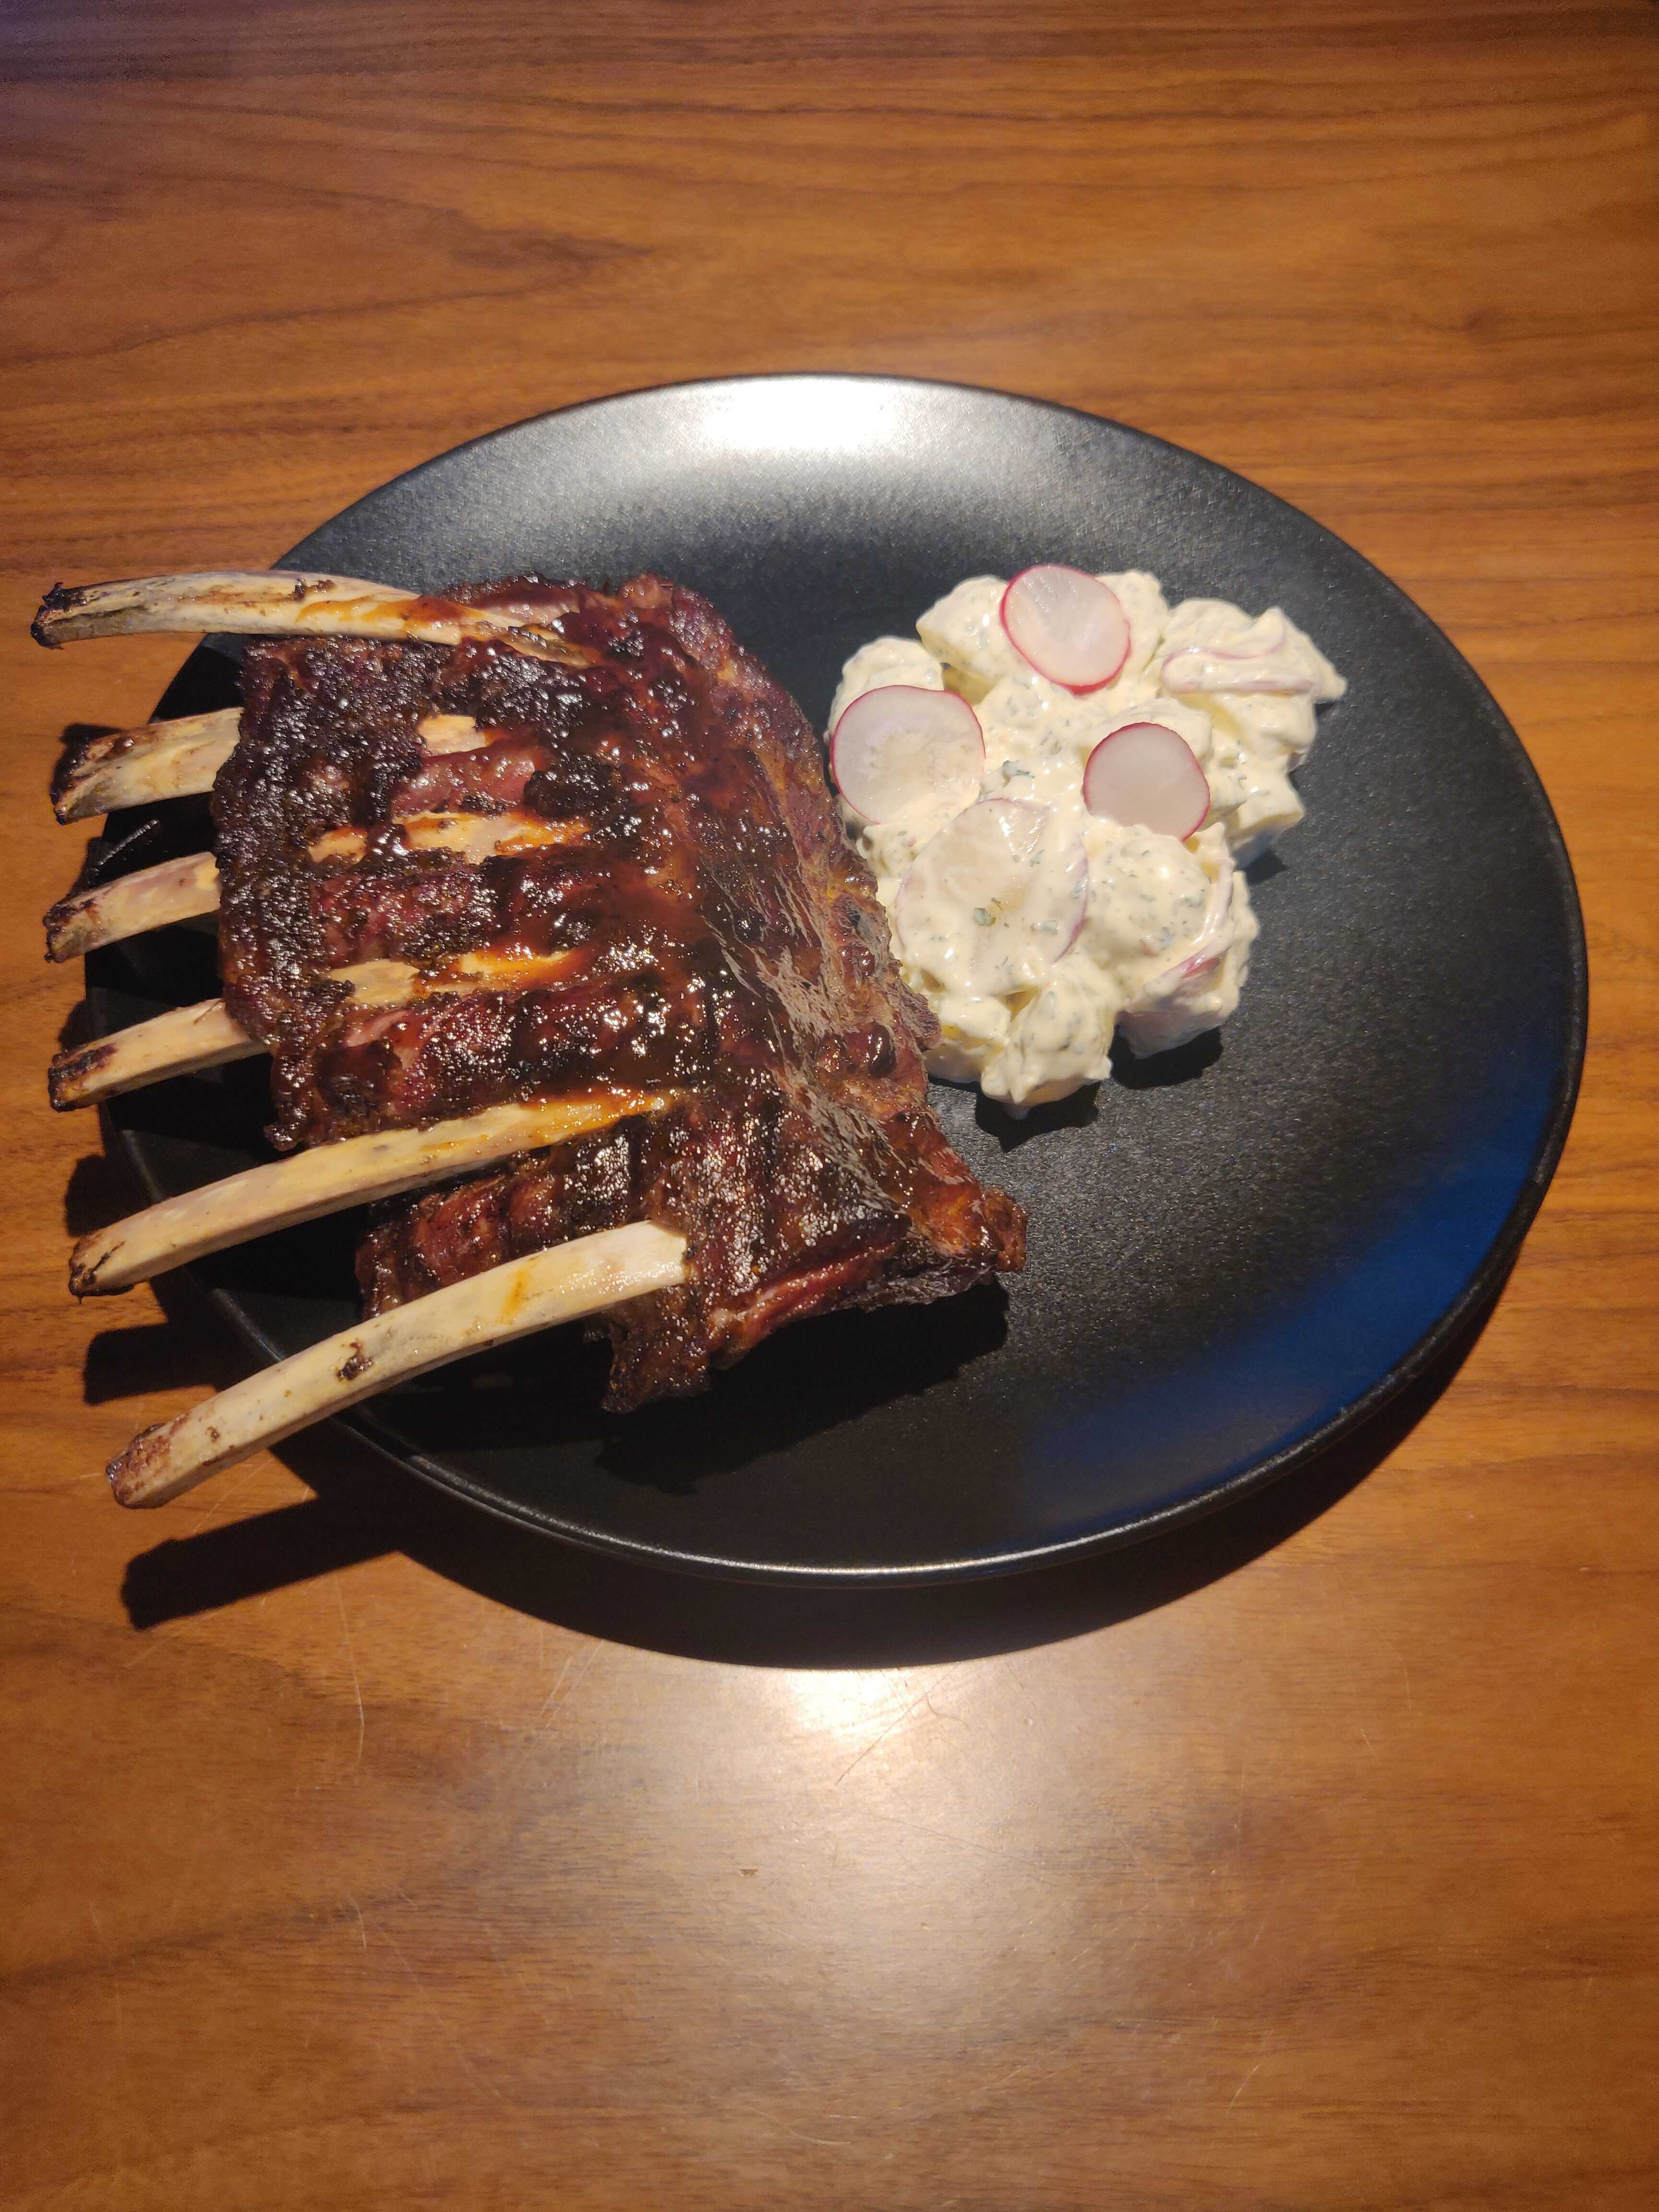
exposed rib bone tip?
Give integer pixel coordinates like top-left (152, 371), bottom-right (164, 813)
top-left (43, 945), bottom-right (595, 1105)
top-left (31, 570), bottom-right (374, 646)
top-left (31, 583), bottom-right (90, 648)
top-left (44, 851), bottom-right (220, 963)
top-left (30, 570), bottom-right (598, 667)
top-left (105, 1421), bottom-right (173, 1505)
top-left (51, 707), bottom-right (241, 823)
top-left (49, 997), bottom-right (258, 1109)
top-left (107, 1220), bottom-right (689, 1506)
top-left (48, 1040), bottom-right (116, 1111)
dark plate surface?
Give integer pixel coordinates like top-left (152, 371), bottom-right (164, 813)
top-left (89, 376), bottom-right (1586, 1582)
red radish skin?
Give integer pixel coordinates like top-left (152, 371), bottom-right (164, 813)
top-left (1154, 850), bottom-right (1236, 992)
top-left (1118, 850), bottom-right (1239, 1056)
top-left (1082, 722), bottom-right (1210, 840)
top-left (830, 685), bottom-right (983, 824)
top-left (1204, 611), bottom-right (1287, 657)
top-left (1162, 615), bottom-right (1313, 696)
top-left (1163, 655), bottom-right (1314, 697)
top-left (999, 566), bottom-right (1130, 695)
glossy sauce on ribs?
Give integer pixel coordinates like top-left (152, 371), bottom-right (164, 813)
top-left (216, 575), bottom-right (1024, 1406)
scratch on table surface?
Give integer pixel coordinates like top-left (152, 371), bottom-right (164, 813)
top-left (187, 1461), bottom-right (259, 1530)
top-left (1228, 2059), bottom-right (1264, 2109)
top-left (122, 1619), bottom-right (175, 1669)
top-left (1001, 1650), bottom-right (1043, 1696)
top-left (334, 1576), bottom-right (365, 1766)
top-left (537, 1643), bottom-right (580, 1718)
top-left (997, 1650), bottom-right (1162, 1883)
top-left (481, 1916), bottom-right (541, 2005)
top-left (1334, 1562), bottom-right (1416, 1719)
top-left (534, 1636), bottom-right (603, 1730)
top-left (342, 1892), bottom-right (370, 1951)
top-left (833, 1685), bottom-right (938, 1784)
top-left (831, 1664), bottom-right (981, 1785)
top-left (978, 2060), bottom-right (1034, 2102)
top-left (920, 1687), bottom-right (966, 1730)
top-left (369, 1907), bottom-right (505, 2104)
top-left (856, 1808), bottom-right (1055, 1881)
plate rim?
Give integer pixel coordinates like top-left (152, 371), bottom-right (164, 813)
top-left (105, 372), bottom-right (1588, 1584)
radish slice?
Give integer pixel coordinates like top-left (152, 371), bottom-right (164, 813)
top-left (1082, 722), bottom-right (1210, 838)
top-left (1162, 614), bottom-right (1313, 696)
top-left (999, 565), bottom-right (1130, 693)
top-left (830, 685), bottom-right (983, 823)
top-left (1172, 873), bottom-right (1233, 983)
top-left (1148, 849), bottom-right (1236, 996)
top-left (1118, 850), bottom-right (1239, 1056)
top-left (894, 798), bottom-right (1087, 998)
top-left (1163, 653), bottom-right (1314, 697)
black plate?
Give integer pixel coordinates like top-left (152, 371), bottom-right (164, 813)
top-left (88, 376), bottom-right (1585, 1582)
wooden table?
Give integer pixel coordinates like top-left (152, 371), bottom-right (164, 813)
top-left (3, 3), bottom-right (1656, 2203)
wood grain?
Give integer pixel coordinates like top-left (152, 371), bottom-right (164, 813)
top-left (2, 2), bottom-right (1657, 2205)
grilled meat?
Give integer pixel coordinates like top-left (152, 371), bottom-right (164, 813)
top-left (217, 574), bottom-right (1024, 1406)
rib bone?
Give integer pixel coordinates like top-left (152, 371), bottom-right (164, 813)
top-left (107, 1220), bottom-right (689, 1507)
top-left (45, 852), bottom-right (220, 962)
top-left (71, 1089), bottom-right (665, 1296)
top-left (307, 810), bottom-right (581, 866)
top-left (33, 571), bottom-right (599, 668)
top-left (46, 808), bottom-right (586, 962)
top-left (418, 713), bottom-right (487, 754)
top-left (332, 950), bottom-right (584, 1009)
top-left (52, 708), bottom-right (240, 823)
top-left (48, 952), bottom-right (591, 1110)
top-left (54, 709), bottom-right (497, 823)
top-left (49, 998), bottom-right (261, 1108)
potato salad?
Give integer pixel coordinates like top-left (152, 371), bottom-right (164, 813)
top-left (827, 567), bottom-right (1346, 1112)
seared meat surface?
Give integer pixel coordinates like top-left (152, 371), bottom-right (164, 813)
top-left (217, 574), bottom-right (1024, 1406)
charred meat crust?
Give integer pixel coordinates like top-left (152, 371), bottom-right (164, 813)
top-left (216, 573), bottom-right (1023, 1407)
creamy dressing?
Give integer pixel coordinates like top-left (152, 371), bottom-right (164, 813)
top-left (829, 571), bottom-right (1345, 1111)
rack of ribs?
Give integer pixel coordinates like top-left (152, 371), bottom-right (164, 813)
top-left (36, 569), bottom-right (1025, 1503)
